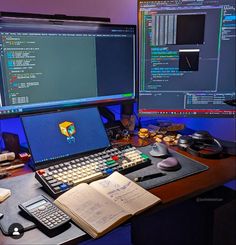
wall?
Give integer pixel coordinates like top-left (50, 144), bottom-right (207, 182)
top-left (0, 0), bottom-right (137, 24)
top-left (0, 0), bottom-right (235, 145)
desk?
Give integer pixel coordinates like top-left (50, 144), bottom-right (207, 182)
top-left (1, 145), bottom-right (236, 245)
top-left (150, 146), bottom-right (236, 205)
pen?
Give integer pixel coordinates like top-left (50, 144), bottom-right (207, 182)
top-left (0, 161), bottom-right (12, 167)
top-left (134, 172), bottom-right (166, 182)
top-left (0, 163), bottom-right (25, 171)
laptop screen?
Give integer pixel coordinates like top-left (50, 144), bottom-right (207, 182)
top-left (21, 108), bottom-right (110, 165)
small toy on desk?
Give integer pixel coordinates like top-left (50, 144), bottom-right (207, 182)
top-left (154, 137), bottom-right (162, 143)
top-left (153, 134), bottom-right (164, 143)
top-left (19, 152), bottom-right (31, 161)
top-left (156, 134), bottom-right (164, 139)
top-left (138, 128), bottom-right (150, 139)
top-left (163, 136), bottom-right (173, 143)
top-left (0, 188), bottom-right (11, 203)
top-left (163, 134), bottom-right (182, 146)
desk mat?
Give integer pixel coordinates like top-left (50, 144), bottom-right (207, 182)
top-left (0, 173), bottom-right (62, 235)
top-left (0, 147), bottom-right (208, 235)
top-left (126, 146), bottom-right (209, 190)
top-left (0, 173), bottom-right (85, 237)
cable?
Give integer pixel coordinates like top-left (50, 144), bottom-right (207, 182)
top-left (133, 111), bottom-right (142, 130)
top-left (0, 120), bottom-right (2, 153)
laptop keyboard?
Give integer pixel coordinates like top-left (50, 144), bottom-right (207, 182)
top-left (35, 144), bottom-right (151, 198)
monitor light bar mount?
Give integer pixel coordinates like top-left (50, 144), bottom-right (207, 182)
top-left (0, 11), bottom-right (110, 24)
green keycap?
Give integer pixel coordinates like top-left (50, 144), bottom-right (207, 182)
top-left (106, 160), bottom-right (116, 165)
top-left (141, 154), bottom-right (149, 159)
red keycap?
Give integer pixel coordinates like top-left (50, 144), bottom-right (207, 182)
top-left (38, 169), bottom-right (45, 175)
top-left (112, 156), bottom-right (119, 161)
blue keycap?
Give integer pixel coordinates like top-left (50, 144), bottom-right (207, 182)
top-left (60, 183), bottom-right (69, 190)
top-left (105, 168), bottom-right (113, 174)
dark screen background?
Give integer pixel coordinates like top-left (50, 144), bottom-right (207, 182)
top-left (96, 37), bottom-right (134, 96)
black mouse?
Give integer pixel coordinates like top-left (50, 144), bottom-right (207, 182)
top-left (157, 157), bottom-right (181, 171)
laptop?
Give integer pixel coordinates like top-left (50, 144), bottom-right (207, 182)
top-left (21, 107), bottom-right (110, 170)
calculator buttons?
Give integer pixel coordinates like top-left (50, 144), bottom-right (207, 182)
top-left (38, 206), bottom-right (46, 211)
top-left (19, 195), bottom-right (70, 232)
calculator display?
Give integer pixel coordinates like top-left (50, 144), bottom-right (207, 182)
top-left (26, 200), bottom-right (47, 210)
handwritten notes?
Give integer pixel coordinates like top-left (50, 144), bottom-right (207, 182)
top-left (55, 172), bottom-right (160, 238)
top-left (90, 172), bottom-right (160, 215)
top-left (56, 183), bottom-right (129, 233)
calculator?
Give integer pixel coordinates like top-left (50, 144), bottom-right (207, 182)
top-left (19, 195), bottom-right (70, 230)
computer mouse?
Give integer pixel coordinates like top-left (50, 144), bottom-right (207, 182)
top-left (149, 143), bottom-right (169, 157)
top-left (157, 157), bottom-right (181, 171)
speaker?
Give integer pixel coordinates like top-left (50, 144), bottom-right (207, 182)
top-left (178, 131), bottom-right (223, 158)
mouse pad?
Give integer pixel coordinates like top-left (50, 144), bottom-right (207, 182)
top-left (125, 146), bottom-right (209, 190)
top-left (0, 173), bottom-right (53, 235)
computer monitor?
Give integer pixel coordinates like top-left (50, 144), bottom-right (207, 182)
top-left (138, 0), bottom-right (236, 117)
top-left (0, 17), bottom-right (136, 118)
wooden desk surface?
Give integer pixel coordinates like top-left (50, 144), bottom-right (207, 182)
top-left (114, 136), bottom-right (236, 205)
top-left (1, 141), bottom-right (236, 245)
top-left (150, 146), bottom-right (236, 205)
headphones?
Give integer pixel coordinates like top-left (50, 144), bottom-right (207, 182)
top-left (178, 131), bottom-right (223, 158)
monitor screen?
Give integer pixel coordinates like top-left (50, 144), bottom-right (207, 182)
top-left (0, 19), bottom-right (136, 117)
top-left (21, 107), bottom-right (110, 166)
top-left (138, 0), bottom-right (236, 117)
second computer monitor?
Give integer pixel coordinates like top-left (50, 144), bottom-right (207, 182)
top-left (138, 0), bottom-right (235, 117)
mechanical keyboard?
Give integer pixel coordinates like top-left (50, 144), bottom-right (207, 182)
top-left (35, 144), bottom-right (151, 198)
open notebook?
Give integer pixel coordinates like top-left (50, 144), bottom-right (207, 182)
top-left (54, 172), bottom-right (161, 238)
